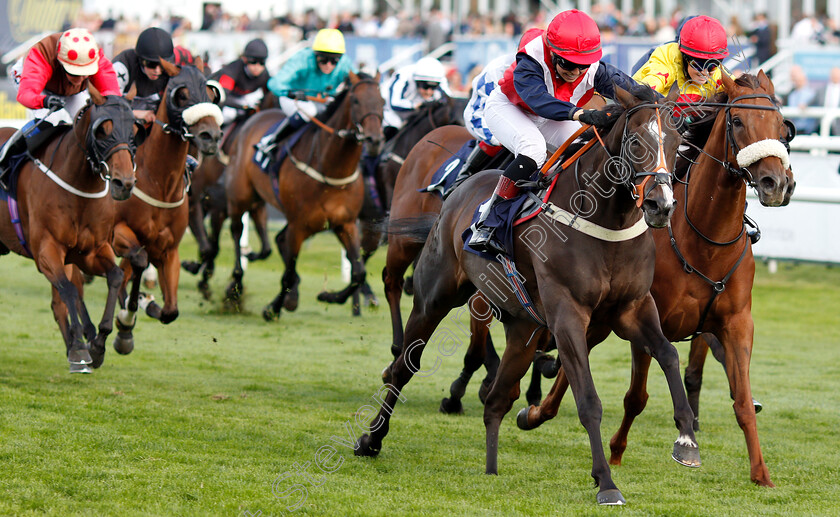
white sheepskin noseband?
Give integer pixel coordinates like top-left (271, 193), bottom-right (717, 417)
top-left (182, 102), bottom-right (223, 127)
top-left (736, 139), bottom-right (790, 170)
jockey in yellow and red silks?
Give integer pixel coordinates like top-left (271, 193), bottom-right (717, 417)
top-left (633, 16), bottom-right (732, 109)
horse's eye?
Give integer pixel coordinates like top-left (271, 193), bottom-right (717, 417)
top-left (732, 117), bottom-right (743, 128)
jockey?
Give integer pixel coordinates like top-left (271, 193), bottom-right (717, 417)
top-left (112, 27), bottom-right (176, 124)
top-left (254, 28), bottom-right (352, 159)
top-left (468, 9), bottom-right (643, 255)
top-left (633, 15), bottom-right (730, 112)
top-left (0, 28), bottom-right (120, 189)
top-left (210, 38), bottom-right (270, 126)
top-left (455, 28), bottom-right (545, 186)
top-left (381, 56), bottom-right (451, 139)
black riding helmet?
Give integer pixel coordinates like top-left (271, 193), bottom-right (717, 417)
top-left (243, 39), bottom-right (268, 60)
top-left (135, 27), bottom-right (175, 62)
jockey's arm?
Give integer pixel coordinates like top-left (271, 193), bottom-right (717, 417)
top-left (16, 48), bottom-right (52, 110)
top-left (386, 73), bottom-right (415, 112)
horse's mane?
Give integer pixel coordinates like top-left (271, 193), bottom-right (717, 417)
top-left (674, 73), bottom-right (763, 177)
top-left (315, 72), bottom-right (376, 124)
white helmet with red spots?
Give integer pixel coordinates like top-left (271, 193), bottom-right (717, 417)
top-left (57, 28), bottom-right (100, 76)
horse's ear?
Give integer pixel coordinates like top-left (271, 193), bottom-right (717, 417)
top-left (88, 83), bottom-right (105, 105)
top-left (666, 82), bottom-right (680, 102)
top-left (160, 58), bottom-right (180, 77)
top-left (756, 69), bottom-right (775, 96)
top-left (125, 82), bottom-right (137, 102)
top-left (194, 55), bottom-right (205, 74)
top-left (721, 72), bottom-right (737, 93)
top-left (374, 70), bottom-right (381, 82)
top-left (613, 84), bottom-right (636, 108)
top-left (348, 70), bottom-right (360, 84)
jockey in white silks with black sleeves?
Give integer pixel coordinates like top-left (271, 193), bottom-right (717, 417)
top-left (381, 56), bottom-right (451, 140)
top-left (467, 9), bottom-right (646, 255)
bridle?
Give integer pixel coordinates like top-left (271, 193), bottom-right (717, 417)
top-left (303, 78), bottom-right (383, 144)
top-left (74, 97), bottom-right (138, 181)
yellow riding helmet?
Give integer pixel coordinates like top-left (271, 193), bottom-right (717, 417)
top-left (312, 28), bottom-right (346, 55)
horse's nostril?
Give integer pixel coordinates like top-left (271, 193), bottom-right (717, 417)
top-left (760, 176), bottom-right (777, 192)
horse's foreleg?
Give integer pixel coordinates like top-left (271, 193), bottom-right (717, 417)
top-left (263, 224), bottom-right (304, 321)
top-left (317, 222), bottom-right (364, 307)
top-left (113, 243), bottom-right (149, 352)
top-left (87, 247), bottom-right (125, 367)
top-left (685, 334), bottom-right (711, 431)
top-left (383, 239), bottom-right (422, 361)
top-left (39, 248), bottom-right (91, 373)
top-left (245, 204), bottom-right (271, 262)
top-left (608, 346), bottom-right (652, 465)
top-left (144, 249), bottom-right (180, 324)
top-left (613, 295), bottom-right (699, 469)
top-left (224, 212), bottom-right (247, 303)
top-left (698, 332), bottom-right (763, 415)
top-left (440, 312), bottom-right (489, 415)
top-left (183, 191), bottom-right (210, 274)
top-left (718, 313), bottom-right (773, 487)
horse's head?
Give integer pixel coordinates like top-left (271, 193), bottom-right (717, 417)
top-left (347, 71), bottom-right (385, 154)
top-left (160, 58), bottom-right (223, 155)
top-left (607, 84), bottom-right (680, 228)
top-left (719, 71), bottom-right (794, 207)
top-left (76, 86), bottom-right (138, 200)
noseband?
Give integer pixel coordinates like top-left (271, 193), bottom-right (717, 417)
top-left (76, 97), bottom-right (138, 180)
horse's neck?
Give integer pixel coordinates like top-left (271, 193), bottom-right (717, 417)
top-left (42, 126), bottom-right (95, 187)
top-left (140, 112), bottom-right (188, 194)
top-left (307, 100), bottom-right (361, 178)
top-left (679, 119), bottom-right (747, 242)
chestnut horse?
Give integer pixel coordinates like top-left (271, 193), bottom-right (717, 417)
top-left (111, 59), bottom-right (222, 354)
top-left (222, 72), bottom-right (384, 320)
top-left (0, 89), bottom-right (137, 372)
top-left (518, 72), bottom-right (794, 488)
top-left (355, 87), bottom-right (699, 505)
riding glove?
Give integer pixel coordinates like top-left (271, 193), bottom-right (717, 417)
top-left (576, 109), bottom-right (612, 129)
top-left (43, 94), bottom-right (66, 110)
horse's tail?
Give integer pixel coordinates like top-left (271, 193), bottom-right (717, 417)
top-left (380, 215), bottom-right (438, 244)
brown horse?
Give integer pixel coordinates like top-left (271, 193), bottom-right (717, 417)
top-left (0, 89), bottom-right (137, 372)
top-left (111, 59), bottom-right (222, 354)
top-left (355, 86), bottom-right (699, 505)
top-left (222, 72), bottom-right (384, 320)
top-left (182, 91), bottom-right (278, 299)
top-left (518, 72), bottom-right (794, 488)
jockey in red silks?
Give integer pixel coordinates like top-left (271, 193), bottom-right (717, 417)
top-left (467, 10), bottom-right (645, 255)
top-left (0, 28), bottom-right (120, 189)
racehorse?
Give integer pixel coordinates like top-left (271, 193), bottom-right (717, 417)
top-left (0, 88), bottom-right (138, 372)
top-left (355, 86), bottom-right (700, 505)
top-left (182, 92), bottom-right (278, 300)
top-left (111, 58), bottom-right (223, 354)
top-left (517, 71), bottom-right (794, 488)
top-left (222, 72), bottom-right (384, 320)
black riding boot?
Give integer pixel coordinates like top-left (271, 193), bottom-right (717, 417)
top-left (446, 143), bottom-right (496, 197)
top-left (0, 129), bottom-right (27, 190)
top-left (254, 112), bottom-right (305, 160)
top-left (467, 154), bottom-right (537, 255)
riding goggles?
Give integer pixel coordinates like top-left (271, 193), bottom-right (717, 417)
top-left (245, 57), bottom-right (266, 66)
top-left (552, 54), bottom-right (590, 72)
top-left (415, 80), bottom-right (440, 91)
top-left (688, 58), bottom-right (721, 73)
top-left (316, 53), bottom-right (340, 66)
top-left (141, 59), bottom-right (161, 69)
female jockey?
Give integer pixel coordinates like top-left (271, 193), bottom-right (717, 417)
top-left (255, 28), bottom-right (352, 160)
top-left (112, 27), bottom-right (178, 124)
top-left (381, 56), bottom-right (451, 139)
top-left (468, 10), bottom-right (643, 255)
top-left (633, 15), bottom-right (730, 108)
top-left (0, 28), bottom-right (120, 189)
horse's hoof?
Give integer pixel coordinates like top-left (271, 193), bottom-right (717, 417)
top-left (535, 353), bottom-right (559, 378)
top-left (354, 434), bottom-right (381, 457)
top-left (67, 348), bottom-right (92, 366)
top-left (516, 407), bottom-right (535, 431)
top-left (283, 294), bottom-right (299, 312)
top-left (364, 294), bottom-right (379, 308)
top-left (753, 398), bottom-right (763, 414)
top-left (198, 280), bottom-right (212, 301)
top-left (317, 291), bottom-right (343, 304)
top-left (262, 305), bottom-right (279, 322)
top-left (89, 345), bottom-right (105, 369)
top-left (672, 440), bottom-right (701, 468)
top-left (597, 489), bottom-right (626, 506)
top-left (439, 397), bottom-right (464, 414)
top-left (69, 362), bottom-right (92, 374)
top-left (182, 260), bottom-right (201, 275)
top-left (113, 333), bottom-right (134, 355)
top-left (224, 283), bottom-right (242, 302)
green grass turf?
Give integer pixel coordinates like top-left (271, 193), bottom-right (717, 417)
top-left (0, 228), bottom-right (838, 516)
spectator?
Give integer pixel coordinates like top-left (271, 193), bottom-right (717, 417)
top-left (748, 12), bottom-right (774, 65)
top-left (815, 66), bottom-right (840, 135)
top-left (785, 65), bottom-right (818, 135)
